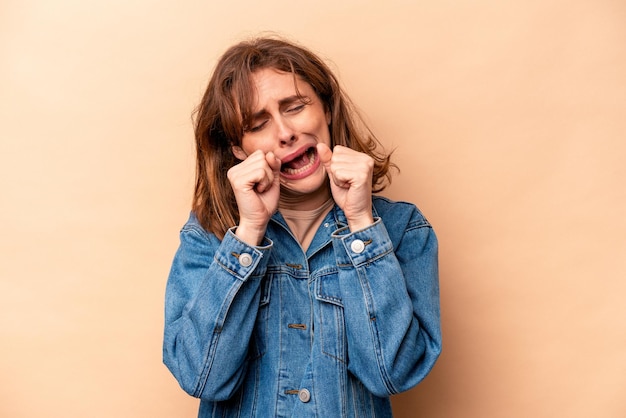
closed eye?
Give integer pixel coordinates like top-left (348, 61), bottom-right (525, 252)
top-left (246, 119), bottom-right (268, 133)
top-left (283, 95), bottom-right (311, 114)
top-left (286, 103), bottom-right (305, 113)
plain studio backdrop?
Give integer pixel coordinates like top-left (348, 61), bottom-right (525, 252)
top-left (1, 1), bottom-right (625, 417)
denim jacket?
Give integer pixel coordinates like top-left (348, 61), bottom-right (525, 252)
top-left (163, 196), bottom-right (441, 417)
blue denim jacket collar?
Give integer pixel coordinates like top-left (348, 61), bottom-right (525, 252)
top-left (270, 203), bottom-right (382, 258)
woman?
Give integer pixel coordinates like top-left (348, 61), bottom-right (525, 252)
top-left (163, 36), bottom-right (441, 417)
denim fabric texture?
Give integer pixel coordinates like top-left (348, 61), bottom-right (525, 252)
top-left (163, 196), bottom-right (441, 417)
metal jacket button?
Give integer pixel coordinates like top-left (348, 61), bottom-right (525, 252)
top-left (238, 253), bottom-right (253, 267)
top-left (350, 239), bottom-right (365, 254)
top-left (298, 388), bottom-right (311, 403)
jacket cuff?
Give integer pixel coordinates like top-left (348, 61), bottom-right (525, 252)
top-left (331, 218), bottom-right (394, 267)
top-left (214, 227), bottom-right (273, 281)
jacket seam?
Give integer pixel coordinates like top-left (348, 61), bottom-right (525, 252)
top-left (356, 265), bottom-right (398, 395)
top-left (193, 279), bottom-right (242, 398)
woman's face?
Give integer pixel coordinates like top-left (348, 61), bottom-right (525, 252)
top-left (232, 68), bottom-right (332, 207)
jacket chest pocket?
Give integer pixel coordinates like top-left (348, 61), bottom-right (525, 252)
top-left (315, 271), bottom-right (347, 363)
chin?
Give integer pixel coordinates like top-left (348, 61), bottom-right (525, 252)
top-left (280, 172), bottom-right (329, 198)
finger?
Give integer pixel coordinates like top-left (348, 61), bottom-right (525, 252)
top-left (254, 165), bottom-right (274, 193)
top-left (265, 152), bottom-right (282, 191)
top-left (329, 168), bottom-right (351, 189)
top-left (265, 151), bottom-right (281, 174)
top-left (316, 143), bottom-right (349, 189)
top-left (316, 143), bottom-right (333, 168)
top-left (328, 146), bottom-right (373, 181)
top-left (326, 145), bottom-right (360, 164)
top-left (253, 152), bottom-right (280, 193)
top-left (229, 165), bottom-right (267, 192)
top-left (229, 152), bottom-right (274, 193)
top-left (257, 151), bottom-right (285, 193)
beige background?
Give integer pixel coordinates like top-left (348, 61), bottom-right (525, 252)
top-left (1, 0), bottom-right (625, 417)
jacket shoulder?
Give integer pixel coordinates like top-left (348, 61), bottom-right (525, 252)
top-left (178, 212), bottom-right (221, 248)
top-left (372, 196), bottom-right (432, 229)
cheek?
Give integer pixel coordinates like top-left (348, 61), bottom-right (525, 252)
top-left (316, 121), bottom-right (331, 144)
top-left (241, 135), bottom-right (272, 154)
top-left (300, 113), bottom-right (329, 135)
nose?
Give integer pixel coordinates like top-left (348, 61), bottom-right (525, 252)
top-left (275, 116), bottom-right (296, 145)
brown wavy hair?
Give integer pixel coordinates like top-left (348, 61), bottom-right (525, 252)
top-left (192, 36), bottom-right (396, 238)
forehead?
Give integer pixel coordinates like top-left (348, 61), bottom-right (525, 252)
top-left (249, 68), bottom-right (314, 105)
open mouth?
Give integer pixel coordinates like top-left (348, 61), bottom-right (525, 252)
top-left (281, 147), bottom-right (317, 176)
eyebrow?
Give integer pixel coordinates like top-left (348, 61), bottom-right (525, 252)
top-left (249, 95), bottom-right (309, 120)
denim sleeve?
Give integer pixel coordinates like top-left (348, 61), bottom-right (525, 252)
top-left (163, 219), bottom-right (272, 401)
top-left (331, 212), bottom-right (441, 397)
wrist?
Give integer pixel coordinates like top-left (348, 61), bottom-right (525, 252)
top-left (235, 222), bottom-right (266, 246)
top-left (347, 214), bottom-right (374, 232)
